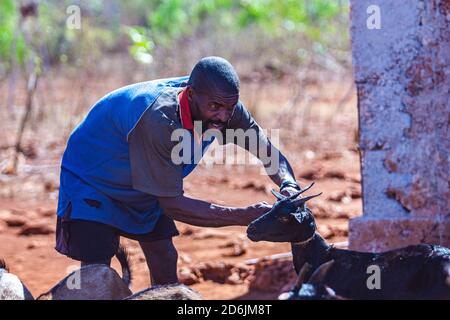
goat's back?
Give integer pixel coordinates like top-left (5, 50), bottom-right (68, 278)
top-left (124, 284), bottom-right (203, 300)
top-left (0, 267), bottom-right (34, 300)
top-left (37, 264), bottom-right (131, 300)
top-left (322, 244), bottom-right (450, 299)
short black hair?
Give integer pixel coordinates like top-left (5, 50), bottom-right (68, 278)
top-left (188, 56), bottom-right (240, 104)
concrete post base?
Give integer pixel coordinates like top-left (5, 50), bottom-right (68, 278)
top-left (349, 217), bottom-right (450, 252)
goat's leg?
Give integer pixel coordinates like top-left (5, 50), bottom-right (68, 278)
top-left (139, 239), bottom-right (179, 286)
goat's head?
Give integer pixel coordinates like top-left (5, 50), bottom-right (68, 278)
top-left (279, 260), bottom-right (343, 300)
top-left (247, 182), bottom-right (321, 243)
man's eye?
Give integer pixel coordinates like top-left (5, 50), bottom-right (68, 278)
top-left (209, 104), bottom-right (219, 110)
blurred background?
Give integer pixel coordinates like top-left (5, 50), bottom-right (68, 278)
top-left (0, 0), bottom-right (362, 299)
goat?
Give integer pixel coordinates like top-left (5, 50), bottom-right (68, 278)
top-left (124, 283), bottom-right (203, 300)
top-left (37, 245), bottom-right (132, 300)
top-left (0, 259), bottom-right (34, 300)
top-left (278, 260), bottom-right (346, 300)
top-left (247, 183), bottom-right (450, 300)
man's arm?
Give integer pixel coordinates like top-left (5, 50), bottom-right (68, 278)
top-left (157, 194), bottom-right (271, 227)
top-left (264, 142), bottom-right (299, 190)
top-left (226, 102), bottom-right (301, 195)
top-left (129, 104), bottom-right (272, 227)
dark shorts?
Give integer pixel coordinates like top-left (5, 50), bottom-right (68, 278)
top-left (55, 204), bottom-right (179, 263)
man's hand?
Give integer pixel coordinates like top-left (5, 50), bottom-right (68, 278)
top-left (280, 186), bottom-right (301, 197)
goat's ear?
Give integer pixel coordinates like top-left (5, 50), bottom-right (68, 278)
top-left (293, 263), bottom-right (312, 291)
top-left (271, 189), bottom-right (285, 201)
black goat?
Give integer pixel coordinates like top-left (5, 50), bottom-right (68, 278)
top-left (247, 184), bottom-right (450, 300)
top-left (37, 244), bottom-right (132, 300)
top-left (279, 260), bottom-right (346, 300)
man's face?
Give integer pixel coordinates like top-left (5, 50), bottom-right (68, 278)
top-left (188, 87), bottom-right (238, 133)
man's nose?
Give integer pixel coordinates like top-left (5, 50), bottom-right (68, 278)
top-left (217, 109), bottom-right (232, 122)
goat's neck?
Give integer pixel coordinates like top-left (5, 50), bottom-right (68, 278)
top-left (291, 233), bottom-right (330, 274)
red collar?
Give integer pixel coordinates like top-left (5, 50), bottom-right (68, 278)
top-left (178, 88), bottom-right (194, 130)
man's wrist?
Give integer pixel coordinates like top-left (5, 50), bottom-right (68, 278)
top-left (280, 180), bottom-right (301, 191)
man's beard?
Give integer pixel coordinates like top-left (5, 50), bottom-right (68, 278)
top-left (206, 120), bottom-right (227, 132)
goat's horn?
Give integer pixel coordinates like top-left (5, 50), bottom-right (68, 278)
top-left (284, 184), bottom-right (316, 201)
top-left (271, 189), bottom-right (285, 201)
top-left (298, 182), bottom-right (315, 195)
top-left (308, 260), bottom-right (335, 284)
top-left (293, 192), bottom-right (323, 206)
top-left (293, 263), bottom-right (312, 291)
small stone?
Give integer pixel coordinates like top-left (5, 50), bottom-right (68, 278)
top-left (341, 196), bottom-right (352, 204)
top-left (305, 150), bottom-right (316, 160)
top-left (318, 225), bottom-right (334, 239)
top-left (178, 267), bottom-right (200, 285)
top-left (0, 209), bottom-right (13, 220)
top-left (37, 208), bottom-right (55, 217)
top-left (27, 240), bottom-right (40, 249)
top-left (328, 191), bottom-right (346, 202)
top-left (18, 223), bottom-right (55, 236)
top-left (299, 169), bottom-right (321, 180)
top-left (5, 216), bottom-right (27, 227)
top-left (323, 170), bottom-right (346, 180)
top-left (179, 227), bottom-right (194, 236)
top-left (179, 254), bottom-right (192, 264)
top-left (225, 272), bottom-right (243, 285)
top-left (193, 230), bottom-right (228, 240)
top-left (222, 242), bottom-right (247, 257)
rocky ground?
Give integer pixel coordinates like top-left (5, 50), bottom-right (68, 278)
top-left (0, 74), bottom-right (360, 299)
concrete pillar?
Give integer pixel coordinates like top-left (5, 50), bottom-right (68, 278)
top-left (348, 0), bottom-right (450, 252)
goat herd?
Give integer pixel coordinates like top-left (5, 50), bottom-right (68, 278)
top-left (1, 183), bottom-right (450, 300)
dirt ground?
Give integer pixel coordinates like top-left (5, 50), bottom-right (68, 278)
top-left (0, 73), bottom-right (361, 300)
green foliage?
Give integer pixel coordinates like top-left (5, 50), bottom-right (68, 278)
top-left (125, 26), bottom-right (154, 64)
top-left (0, 0), bottom-right (28, 68)
top-left (143, 0), bottom-right (347, 43)
top-left (0, 0), bottom-right (350, 71)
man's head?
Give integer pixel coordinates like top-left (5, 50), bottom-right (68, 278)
top-left (187, 56), bottom-right (240, 132)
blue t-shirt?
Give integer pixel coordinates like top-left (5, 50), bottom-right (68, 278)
top-left (57, 77), bottom-right (267, 234)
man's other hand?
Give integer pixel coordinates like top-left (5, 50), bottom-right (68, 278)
top-left (280, 186), bottom-right (300, 198)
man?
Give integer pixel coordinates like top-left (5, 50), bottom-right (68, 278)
top-left (55, 56), bottom-right (302, 285)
